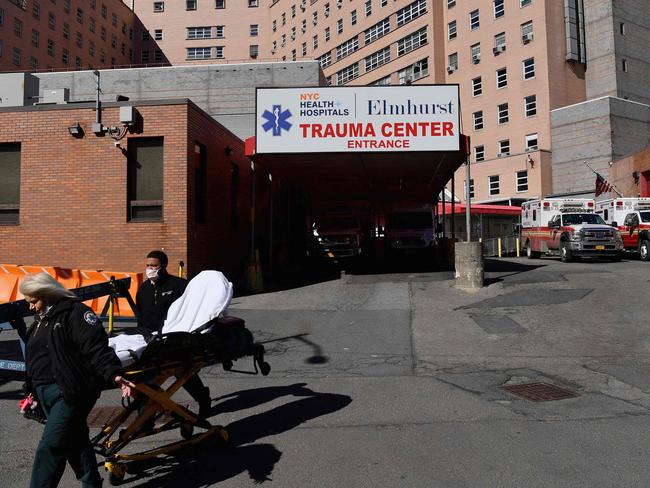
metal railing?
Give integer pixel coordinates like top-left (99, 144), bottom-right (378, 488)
top-left (482, 235), bottom-right (521, 257)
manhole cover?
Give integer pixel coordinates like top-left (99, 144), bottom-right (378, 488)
top-left (498, 382), bottom-right (579, 402)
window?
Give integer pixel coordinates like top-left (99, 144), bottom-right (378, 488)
top-left (64, 0), bottom-right (71, 12)
top-left (474, 146), bottom-right (485, 162)
top-left (472, 77), bottom-right (482, 96)
top-left (525, 133), bottom-right (538, 151)
top-left (336, 63), bottom-right (359, 85)
top-left (319, 52), bottom-right (331, 68)
top-left (100, 49), bottom-right (106, 63)
top-left (281, 13), bottom-right (286, 25)
top-left (154, 49), bottom-right (162, 61)
top-left (14, 18), bottom-right (22, 38)
top-left (62, 48), bottom-right (69, 65)
top-left (101, 4), bottom-right (107, 18)
top-left (494, 32), bottom-right (506, 52)
top-left (397, 28), bottom-right (427, 56)
top-left (498, 139), bottom-right (510, 156)
top-left (12, 47), bottom-right (21, 67)
top-left (622, 59), bottom-right (628, 72)
top-left (498, 103), bottom-right (509, 124)
top-left (47, 39), bottom-right (55, 57)
top-left (154, 29), bottom-right (163, 40)
top-left (473, 111), bottom-right (483, 131)
top-left (493, 0), bottom-right (504, 19)
top-left (31, 57), bottom-right (38, 70)
top-left (89, 17), bottom-right (95, 33)
top-left (127, 138), bottom-right (164, 221)
top-left (63, 22), bottom-right (70, 39)
top-left (281, 34), bottom-right (286, 46)
top-left (76, 32), bottom-right (83, 48)
top-left (313, 35), bottom-right (318, 49)
top-left (365, 19), bottom-right (390, 44)
top-left (89, 41), bottom-right (95, 56)
top-left (447, 0), bottom-right (456, 8)
top-left (301, 42), bottom-right (307, 56)
top-left (215, 46), bottom-right (224, 58)
top-left (521, 0), bottom-right (531, 6)
top-left (443, 54), bottom-right (457, 75)
top-left (365, 0), bottom-right (372, 17)
top-left (471, 43), bottom-right (480, 63)
top-left (48, 13), bottom-right (56, 30)
top-left (291, 49), bottom-right (296, 61)
top-left (121, 42), bottom-right (126, 55)
top-left (489, 175), bottom-right (500, 195)
top-left (77, 7), bottom-right (84, 23)
top-left (496, 67), bottom-right (507, 88)
top-left (122, 22), bottom-right (127, 34)
top-left (470, 9), bottom-right (479, 30)
top-left (250, 24), bottom-right (259, 36)
top-left (516, 170), bottom-right (528, 192)
top-left (0, 143), bottom-right (21, 225)
top-left (324, 3), bottom-right (330, 16)
top-left (154, 2), bottom-right (164, 12)
top-left (90, 0), bottom-right (96, 9)
top-left (448, 20), bottom-right (457, 40)
top-left (365, 46), bottom-right (390, 71)
top-left (521, 20), bottom-right (534, 39)
top-left (336, 37), bottom-right (359, 60)
top-left (291, 5), bottom-right (296, 17)
top-left (523, 57), bottom-right (535, 79)
top-left (101, 26), bottom-right (106, 40)
top-left (142, 30), bottom-right (150, 40)
top-left (187, 27), bottom-right (212, 39)
top-left (291, 27), bottom-right (296, 40)
top-left (216, 0), bottom-right (225, 8)
top-left (351, 10), bottom-right (357, 25)
top-left (33, 1), bottom-right (40, 19)
top-left (248, 0), bottom-right (258, 7)
top-left (619, 22), bottom-right (625, 35)
top-left (337, 19), bottom-right (343, 34)
top-left (251, 44), bottom-right (259, 58)
top-left (75, 56), bottom-right (82, 68)
top-left (0, 8), bottom-right (3, 26)
top-left (187, 47), bottom-right (212, 60)
top-left (111, 35), bottom-right (116, 48)
top-left (272, 20), bottom-right (276, 32)
top-left (186, 0), bottom-right (197, 10)
top-left (396, 0), bottom-right (426, 27)
top-left (371, 75), bottom-right (391, 85)
top-left (216, 26), bottom-right (224, 38)
top-left (464, 178), bottom-right (475, 199)
top-left (32, 29), bottom-right (40, 48)
top-left (141, 49), bottom-right (149, 62)
top-left (524, 95), bottom-right (537, 117)
top-left (325, 27), bottom-right (330, 42)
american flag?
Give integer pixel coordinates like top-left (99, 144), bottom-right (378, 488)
top-left (595, 173), bottom-right (614, 197)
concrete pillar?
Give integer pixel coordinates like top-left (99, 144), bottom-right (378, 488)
top-left (454, 241), bottom-right (484, 290)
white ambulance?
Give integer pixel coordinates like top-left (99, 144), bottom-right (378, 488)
top-left (521, 198), bottom-right (623, 262)
top-left (595, 198), bottom-right (650, 261)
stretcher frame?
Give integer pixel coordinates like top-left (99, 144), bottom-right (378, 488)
top-left (92, 329), bottom-right (269, 485)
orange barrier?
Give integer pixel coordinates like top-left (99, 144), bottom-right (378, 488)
top-left (0, 264), bottom-right (142, 318)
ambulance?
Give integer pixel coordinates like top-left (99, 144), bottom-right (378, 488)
top-left (595, 198), bottom-right (650, 261)
top-left (521, 198), bottom-right (623, 262)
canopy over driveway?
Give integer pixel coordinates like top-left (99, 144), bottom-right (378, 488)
top-left (244, 135), bottom-right (469, 202)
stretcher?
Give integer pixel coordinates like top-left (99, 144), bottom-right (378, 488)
top-left (99, 271), bottom-right (270, 485)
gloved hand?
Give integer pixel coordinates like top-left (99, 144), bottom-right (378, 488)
top-left (114, 376), bottom-right (135, 398)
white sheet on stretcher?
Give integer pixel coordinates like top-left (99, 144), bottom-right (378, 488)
top-left (108, 270), bottom-right (233, 366)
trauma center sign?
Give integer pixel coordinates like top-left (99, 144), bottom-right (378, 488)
top-left (255, 85), bottom-right (460, 153)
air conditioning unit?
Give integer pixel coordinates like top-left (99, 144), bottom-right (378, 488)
top-left (471, 54), bottom-right (480, 64)
top-left (447, 65), bottom-right (457, 74)
top-left (526, 145), bottom-right (538, 151)
top-left (497, 151), bottom-right (510, 158)
top-left (522, 33), bottom-right (533, 44)
top-left (493, 45), bottom-right (506, 54)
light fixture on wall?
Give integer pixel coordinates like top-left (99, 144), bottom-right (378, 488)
top-left (526, 154), bottom-right (534, 168)
top-left (67, 123), bottom-right (84, 137)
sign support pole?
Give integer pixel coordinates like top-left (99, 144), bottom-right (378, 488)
top-left (465, 155), bottom-right (472, 242)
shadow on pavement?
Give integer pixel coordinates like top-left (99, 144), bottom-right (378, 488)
top-left (123, 384), bottom-right (352, 487)
top-left (483, 258), bottom-right (547, 285)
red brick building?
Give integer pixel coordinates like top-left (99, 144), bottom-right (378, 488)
top-left (0, 99), bottom-right (266, 286)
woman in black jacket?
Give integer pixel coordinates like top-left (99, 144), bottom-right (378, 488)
top-left (20, 272), bottom-right (132, 488)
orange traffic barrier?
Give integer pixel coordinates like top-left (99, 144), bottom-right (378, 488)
top-left (0, 264), bottom-right (142, 318)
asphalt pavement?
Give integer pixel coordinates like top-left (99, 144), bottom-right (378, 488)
top-left (1, 255), bottom-right (650, 487)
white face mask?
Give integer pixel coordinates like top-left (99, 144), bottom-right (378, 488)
top-left (146, 268), bottom-right (159, 280)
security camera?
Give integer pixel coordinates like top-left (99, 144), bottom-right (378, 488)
top-left (114, 141), bottom-right (121, 148)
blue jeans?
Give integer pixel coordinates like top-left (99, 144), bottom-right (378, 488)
top-left (31, 383), bottom-right (102, 488)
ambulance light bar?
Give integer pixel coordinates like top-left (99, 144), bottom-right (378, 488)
top-left (634, 203), bottom-right (650, 211)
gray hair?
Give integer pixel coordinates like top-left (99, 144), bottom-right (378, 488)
top-left (19, 273), bottom-right (76, 300)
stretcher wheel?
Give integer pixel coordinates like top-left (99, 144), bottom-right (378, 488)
top-left (213, 426), bottom-right (230, 448)
top-left (105, 462), bottom-right (126, 486)
top-left (260, 361), bottom-right (271, 376)
top-left (180, 422), bottom-right (194, 439)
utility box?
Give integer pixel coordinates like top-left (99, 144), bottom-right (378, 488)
top-left (120, 105), bottom-right (135, 125)
top-left (0, 73), bottom-right (39, 107)
top-left (42, 88), bottom-right (70, 104)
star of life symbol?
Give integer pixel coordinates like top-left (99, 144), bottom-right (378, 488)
top-left (262, 105), bottom-right (293, 136)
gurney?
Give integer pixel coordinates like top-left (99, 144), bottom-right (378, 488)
top-left (97, 271), bottom-right (270, 485)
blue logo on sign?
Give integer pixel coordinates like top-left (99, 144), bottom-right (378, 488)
top-left (262, 105), bottom-right (292, 136)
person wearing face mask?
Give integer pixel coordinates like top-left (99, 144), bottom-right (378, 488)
top-left (20, 272), bottom-right (132, 488)
top-left (135, 250), bottom-right (211, 416)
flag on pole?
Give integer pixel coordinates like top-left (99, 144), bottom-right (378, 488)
top-left (595, 173), bottom-right (614, 197)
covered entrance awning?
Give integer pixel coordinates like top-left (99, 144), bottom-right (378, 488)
top-left (244, 135), bottom-right (469, 202)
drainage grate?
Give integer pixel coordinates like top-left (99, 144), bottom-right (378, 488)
top-left (498, 382), bottom-right (580, 402)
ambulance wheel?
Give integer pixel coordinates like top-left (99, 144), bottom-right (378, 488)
top-left (640, 239), bottom-right (650, 261)
top-left (526, 242), bottom-right (540, 259)
top-left (560, 241), bottom-right (572, 262)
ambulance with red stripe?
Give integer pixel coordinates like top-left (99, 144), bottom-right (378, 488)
top-left (521, 198), bottom-right (623, 262)
top-left (595, 198), bottom-right (650, 261)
